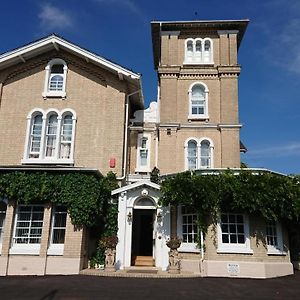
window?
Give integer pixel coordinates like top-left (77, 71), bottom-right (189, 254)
top-left (136, 133), bottom-right (151, 172)
top-left (217, 213), bottom-right (253, 254)
top-left (266, 221), bottom-right (285, 255)
top-left (185, 138), bottom-right (213, 170)
top-left (43, 58), bottom-right (67, 98)
top-left (48, 206), bottom-right (67, 255)
top-left (177, 206), bottom-right (199, 252)
top-left (23, 109), bottom-right (76, 164)
top-left (188, 83), bottom-right (209, 119)
top-left (10, 205), bottom-right (44, 255)
top-left (184, 38), bottom-right (213, 64)
top-left (0, 201), bottom-right (7, 253)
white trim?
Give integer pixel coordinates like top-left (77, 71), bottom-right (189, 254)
top-left (188, 82), bottom-right (209, 120)
top-left (9, 244), bottom-right (41, 255)
top-left (184, 38), bottom-right (214, 65)
top-left (0, 35), bottom-right (140, 79)
top-left (135, 133), bottom-right (151, 173)
top-left (184, 137), bottom-right (214, 170)
top-left (217, 213), bottom-right (253, 254)
top-left (177, 206), bottom-right (200, 253)
top-left (22, 108), bottom-right (76, 164)
top-left (112, 180), bottom-right (160, 195)
top-left (266, 221), bottom-right (286, 256)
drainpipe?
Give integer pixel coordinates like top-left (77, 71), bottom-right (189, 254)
top-left (117, 89), bottom-right (141, 181)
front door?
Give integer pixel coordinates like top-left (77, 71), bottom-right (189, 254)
top-left (131, 209), bottom-right (155, 266)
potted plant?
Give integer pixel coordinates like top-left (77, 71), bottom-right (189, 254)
top-left (166, 236), bottom-right (182, 250)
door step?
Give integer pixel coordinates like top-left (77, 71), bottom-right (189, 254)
top-left (126, 266), bottom-right (159, 274)
top-left (132, 256), bottom-right (154, 266)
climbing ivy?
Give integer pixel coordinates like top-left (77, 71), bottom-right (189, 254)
top-left (160, 170), bottom-right (300, 232)
top-left (0, 171), bottom-right (118, 227)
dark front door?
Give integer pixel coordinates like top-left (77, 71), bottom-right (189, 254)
top-left (131, 209), bottom-right (154, 260)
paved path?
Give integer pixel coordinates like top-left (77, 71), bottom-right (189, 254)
top-left (0, 271), bottom-right (299, 300)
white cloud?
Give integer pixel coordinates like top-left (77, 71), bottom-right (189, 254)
top-left (247, 142), bottom-right (300, 158)
top-left (38, 4), bottom-right (73, 31)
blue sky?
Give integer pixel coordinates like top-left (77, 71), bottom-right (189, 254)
top-left (1, 0), bottom-right (299, 175)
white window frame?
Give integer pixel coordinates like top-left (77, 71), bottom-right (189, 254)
top-left (266, 221), bottom-right (286, 255)
top-left (217, 213), bottom-right (253, 254)
top-left (185, 137), bottom-right (214, 170)
top-left (135, 133), bottom-right (151, 172)
top-left (22, 108), bottom-right (76, 164)
top-left (188, 82), bottom-right (209, 120)
top-left (0, 199), bottom-right (7, 254)
top-left (47, 206), bottom-right (67, 256)
top-left (42, 58), bottom-right (68, 99)
top-left (10, 205), bottom-right (45, 255)
top-left (184, 38), bottom-right (213, 65)
top-left (177, 206), bottom-right (200, 253)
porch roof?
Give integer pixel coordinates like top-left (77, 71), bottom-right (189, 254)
top-left (112, 180), bottom-right (160, 195)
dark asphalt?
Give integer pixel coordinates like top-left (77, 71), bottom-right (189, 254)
top-left (0, 271), bottom-right (300, 300)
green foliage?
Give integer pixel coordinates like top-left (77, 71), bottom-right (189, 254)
top-left (0, 171), bottom-right (118, 227)
top-left (160, 170), bottom-right (300, 231)
top-left (150, 167), bottom-right (160, 184)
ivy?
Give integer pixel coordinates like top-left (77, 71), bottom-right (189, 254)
top-left (160, 170), bottom-right (300, 231)
top-left (0, 171), bottom-right (118, 227)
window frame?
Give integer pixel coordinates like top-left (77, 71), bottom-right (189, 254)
top-left (185, 137), bottom-right (214, 170)
top-left (10, 205), bottom-right (45, 255)
top-left (188, 82), bottom-right (209, 120)
top-left (135, 133), bottom-right (151, 172)
top-left (184, 38), bottom-right (214, 65)
top-left (42, 58), bottom-right (68, 99)
top-left (47, 206), bottom-right (68, 256)
top-left (177, 205), bottom-right (200, 253)
top-left (217, 213), bottom-right (253, 254)
top-left (22, 108), bottom-right (76, 164)
top-left (266, 221), bottom-right (286, 255)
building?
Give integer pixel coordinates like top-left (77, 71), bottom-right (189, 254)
top-left (0, 20), bottom-right (294, 278)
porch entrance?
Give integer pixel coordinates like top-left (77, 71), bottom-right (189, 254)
top-left (131, 209), bottom-right (155, 266)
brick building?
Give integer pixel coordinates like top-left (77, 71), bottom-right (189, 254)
top-left (0, 20), bottom-right (294, 278)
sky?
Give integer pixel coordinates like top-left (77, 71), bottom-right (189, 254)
top-left (0, 0), bottom-right (299, 175)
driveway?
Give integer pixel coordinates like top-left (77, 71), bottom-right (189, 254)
top-left (0, 271), bottom-right (299, 300)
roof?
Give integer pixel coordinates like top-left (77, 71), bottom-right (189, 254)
top-left (151, 19), bottom-right (249, 69)
top-left (112, 180), bottom-right (160, 195)
top-left (0, 34), bottom-right (144, 108)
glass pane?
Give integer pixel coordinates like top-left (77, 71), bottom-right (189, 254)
top-left (196, 41), bottom-right (202, 52)
top-left (222, 234), bottom-right (229, 243)
top-left (51, 64), bottom-right (64, 74)
top-left (192, 86), bottom-right (205, 98)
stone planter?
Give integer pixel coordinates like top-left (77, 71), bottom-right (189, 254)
top-left (166, 238), bottom-right (181, 274)
top-left (104, 248), bottom-right (116, 272)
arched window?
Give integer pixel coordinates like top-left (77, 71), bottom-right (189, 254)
top-left (45, 114), bottom-right (58, 158)
top-left (23, 109), bottom-right (76, 164)
top-left (60, 114), bottom-right (73, 159)
top-left (29, 113), bottom-right (43, 158)
top-left (185, 138), bottom-right (213, 170)
top-left (200, 140), bottom-right (211, 168)
top-left (189, 83), bottom-right (209, 119)
top-left (43, 59), bottom-right (68, 99)
top-left (187, 140), bottom-right (197, 170)
top-left (184, 38), bottom-right (213, 64)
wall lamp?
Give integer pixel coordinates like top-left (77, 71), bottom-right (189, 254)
top-left (127, 211), bottom-right (132, 222)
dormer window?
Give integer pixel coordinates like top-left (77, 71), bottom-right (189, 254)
top-left (184, 38), bottom-right (213, 64)
top-left (43, 59), bottom-right (67, 99)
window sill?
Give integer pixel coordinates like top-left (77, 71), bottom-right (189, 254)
top-left (135, 168), bottom-right (151, 173)
top-left (42, 91), bottom-right (66, 99)
top-left (47, 245), bottom-right (64, 256)
top-left (21, 158), bottom-right (74, 165)
top-left (10, 245), bottom-right (40, 255)
top-left (178, 244), bottom-right (200, 253)
top-left (183, 61), bottom-right (214, 66)
top-left (217, 247), bottom-right (253, 255)
top-left (188, 115), bottom-right (209, 121)
top-left (267, 249), bottom-right (287, 256)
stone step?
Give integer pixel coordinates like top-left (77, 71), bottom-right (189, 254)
top-left (132, 256), bottom-right (154, 266)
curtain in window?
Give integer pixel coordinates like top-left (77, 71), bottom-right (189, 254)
top-left (187, 140), bottom-right (197, 170)
top-left (60, 115), bottom-right (73, 159)
top-left (200, 140), bottom-right (211, 167)
top-left (29, 114), bottom-right (43, 158)
top-left (45, 114), bottom-right (58, 157)
top-left (191, 85), bottom-right (205, 115)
